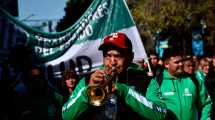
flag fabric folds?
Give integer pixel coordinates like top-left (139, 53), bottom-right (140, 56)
top-left (0, 0), bottom-right (148, 78)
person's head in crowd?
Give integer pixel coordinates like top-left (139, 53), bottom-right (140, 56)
top-left (144, 50), bottom-right (162, 77)
top-left (182, 55), bottom-right (195, 75)
top-left (148, 50), bottom-right (159, 67)
top-left (191, 55), bottom-right (198, 70)
top-left (135, 59), bottom-right (147, 69)
top-left (26, 65), bottom-right (47, 96)
top-left (198, 57), bottom-right (210, 76)
top-left (162, 47), bottom-right (183, 77)
top-left (98, 32), bottom-right (134, 74)
top-left (62, 69), bottom-right (79, 94)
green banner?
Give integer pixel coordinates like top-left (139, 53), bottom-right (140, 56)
top-left (0, 0), bottom-right (147, 74)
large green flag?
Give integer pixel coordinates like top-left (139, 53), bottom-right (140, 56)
top-left (0, 0), bottom-right (148, 76)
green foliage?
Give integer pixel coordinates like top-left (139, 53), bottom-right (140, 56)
top-left (126, 0), bottom-right (215, 50)
top-left (56, 0), bottom-right (215, 46)
top-left (128, 0), bottom-right (214, 32)
top-left (56, 0), bottom-right (93, 32)
top-left (132, 0), bottom-right (186, 33)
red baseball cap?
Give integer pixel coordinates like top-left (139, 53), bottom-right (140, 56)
top-left (98, 32), bottom-right (132, 51)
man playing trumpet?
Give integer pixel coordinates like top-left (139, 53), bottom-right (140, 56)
top-left (62, 32), bottom-right (168, 120)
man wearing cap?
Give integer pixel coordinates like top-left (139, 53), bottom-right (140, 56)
top-left (62, 32), bottom-right (167, 120)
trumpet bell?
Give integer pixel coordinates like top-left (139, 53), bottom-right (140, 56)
top-left (87, 85), bottom-right (109, 106)
top-left (87, 66), bottom-right (116, 106)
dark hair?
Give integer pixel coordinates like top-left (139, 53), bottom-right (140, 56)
top-left (148, 50), bottom-right (159, 57)
top-left (102, 44), bottom-right (133, 55)
top-left (102, 45), bottom-right (134, 65)
top-left (162, 48), bottom-right (182, 61)
top-left (26, 65), bottom-right (45, 80)
top-left (182, 55), bottom-right (193, 62)
top-left (25, 65), bottom-right (48, 96)
top-left (61, 69), bottom-right (79, 101)
top-left (62, 69), bottom-right (79, 81)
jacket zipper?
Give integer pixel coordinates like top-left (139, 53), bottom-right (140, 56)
top-left (175, 79), bottom-right (183, 119)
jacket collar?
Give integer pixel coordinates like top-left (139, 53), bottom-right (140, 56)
top-left (163, 69), bottom-right (179, 80)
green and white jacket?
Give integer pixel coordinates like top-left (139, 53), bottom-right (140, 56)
top-left (147, 69), bottom-right (212, 120)
top-left (62, 63), bottom-right (167, 120)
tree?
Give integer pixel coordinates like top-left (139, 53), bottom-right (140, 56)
top-left (56, 0), bottom-right (93, 32)
top-left (127, 0), bottom-right (215, 53)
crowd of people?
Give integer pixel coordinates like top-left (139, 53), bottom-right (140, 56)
top-left (137, 44), bottom-right (215, 120)
top-left (1, 32), bottom-right (215, 120)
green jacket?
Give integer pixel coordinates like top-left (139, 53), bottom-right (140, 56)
top-left (195, 70), bottom-right (206, 82)
top-left (62, 63), bottom-right (167, 120)
top-left (147, 69), bottom-right (212, 120)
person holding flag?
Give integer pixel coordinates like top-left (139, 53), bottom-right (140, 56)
top-left (62, 32), bottom-right (167, 120)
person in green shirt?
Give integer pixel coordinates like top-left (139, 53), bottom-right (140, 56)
top-left (146, 48), bottom-right (212, 120)
top-left (62, 32), bottom-right (167, 120)
top-left (51, 69), bottom-right (80, 120)
top-left (195, 57), bottom-right (210, 82)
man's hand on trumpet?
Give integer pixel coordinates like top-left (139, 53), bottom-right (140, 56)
top-left (89, 67), bottom-right (117, 93)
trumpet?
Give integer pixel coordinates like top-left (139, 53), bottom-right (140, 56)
top-left (87, 67), bottom-right (116, 106)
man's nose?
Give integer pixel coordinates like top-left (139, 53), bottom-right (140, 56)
top-left (110, 57), bottom-right (117, 65)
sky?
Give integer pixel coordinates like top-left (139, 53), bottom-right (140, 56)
top-left (18, 0), bottom-right (67, 21)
